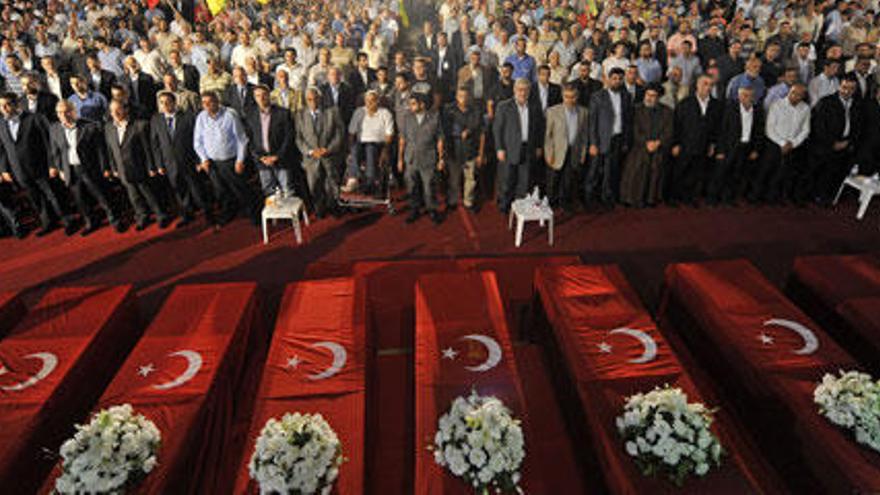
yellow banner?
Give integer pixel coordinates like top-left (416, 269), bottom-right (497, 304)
top-left (207, 0), bottom-right (226, 16)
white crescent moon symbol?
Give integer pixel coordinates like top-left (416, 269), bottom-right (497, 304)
top-left (152, 350), bottom-right (203, 390)
top-left (608, 328), bottom-right (658, 364)
top-left (460, 334), bottom-right (503, 372)
top-left (307, 342), bottom-right (347, 381)
top-left (0, 352), bottom-right (58, 391)
top-left (763, 318), bottom-right (819, 355)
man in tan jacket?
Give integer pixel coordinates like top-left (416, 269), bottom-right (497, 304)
top-left (544, 83), bottom-right (589, 209)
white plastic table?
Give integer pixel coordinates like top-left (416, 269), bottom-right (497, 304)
top-left (261, 196), bottom-right (309, 244)
top-left (834, 170), bottom-right (880, 220)
top-left (508, 198), bottom-right (554, 247)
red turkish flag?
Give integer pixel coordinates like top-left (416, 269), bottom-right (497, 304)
top-left (39, 283), bottom-right (258, 495)
top-left (0, 286), bottom-right (136, 494)
top-left (536, 264), bottom-right (786, 493)
top-left (236, 278), bottom-right (367, 495)
top-left (415, 271), bottom-right (536, 495)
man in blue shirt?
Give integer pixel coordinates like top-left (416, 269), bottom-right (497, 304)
top-left (193, 91), bottom-right (258, 226)
top-left (726, 57), bottom-right (766, 102)
top-left (68, 74), bottom-right (108, 121)
top-left (505, 38), bottom-right (536, 83)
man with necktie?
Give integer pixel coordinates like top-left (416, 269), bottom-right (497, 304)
top-left (295, 87), bottom-right (345, 218)
top-left (0, 92), bottom-right (75, 236)
top-left (151, 91), bottom-right (215, 228)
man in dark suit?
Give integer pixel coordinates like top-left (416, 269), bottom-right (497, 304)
top-left (669, 75), bottom-right (723, 205)
top-left (0, 92), bottom-right (75, 236)
top-left (492, 78), bottom-right (544, 213)
top-left (223, 66), bottom-right (256, 116)
top-left (104, 100), bottom-right (170, 230)
top-left (715, 41), bottom-right (744, 93)
top-left (416, 21), bottom-right (437, 57)
top-left (707, 86), bottom-right (764, 204)
top-left (432, 32), bottom-right (459, 103)
top-left (151, 91), bottom-right (214, 228)
top-left (121, 57), bottom-right (158, 114)
top-left (20, 74), bottom-right (59, 122)
top-left (49, 100), bottom-right (121, 235)
top-left (321, 67), bottom-right (356, 125)
top-left (83, 53), bottom-right (117, 100)
top-left (40, 55), bottom-right (72, 100)
top-left (623, 65), bottom-right (646, 105)
top-left (348, 52), bottom-right (377, 103)
top-left (587, 68), bottom-right (633, 207)
top-left (531, 65), bottom-right (562, 113)
top-left (295, 87), bottom-right (345, 217)
top-left (167, 49), bottom-right (200, 94)
top-left (572, 62), bottom-right (602, 108)
top-left (856, 86), bottom-right (880, 175)
top-left (245, 85), bottom-right (296, 199)
top-left (848, 56), bottom-right (877, 101)
top-left (804, 76), bottom-right (862, 204)
top-left (451, 16), bottom-right (476, 68)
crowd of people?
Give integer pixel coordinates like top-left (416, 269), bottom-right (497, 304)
top-left (1, 0), bottom-right (879, 238)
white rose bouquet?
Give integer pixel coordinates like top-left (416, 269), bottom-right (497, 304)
top-left (249, 412), bottom-right (344, 495)
top-left (432, 389), bottom-right (525, 495)
top-left (814, 369), bottom-right (880, 453)
top-left (616, 385), bottom-right (724, 486)
top-left (54, 403), bottom-right (161, 494)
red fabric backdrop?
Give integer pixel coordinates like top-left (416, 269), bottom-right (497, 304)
top-left (662, 259), bottom-right (880, 493)
top-left (534, 264), bottom-right (781, 494)
top-left (415, 271), bottom-right (544, 494)
top-left (0, 286), bottom-right (137, 493)
top-left (0, 290), bottom-right (25, 339)
top-left (40, 283), bottom-right (258, 495)
top-left (234, 277), bottom-right (367, 495)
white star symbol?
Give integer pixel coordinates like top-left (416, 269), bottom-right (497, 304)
top-left (137, 364), bottom-right (155, 377)
top-left (758, 333), bottom-right (775, 346)
top-left (442, 348), bottom-right (458, 360)
top-left (286, 356), bottom-right (302, 369)
top-left (597, 342), bottom-right (613, 353)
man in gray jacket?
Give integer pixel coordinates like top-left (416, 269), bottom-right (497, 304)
top-left (295, 86), bottom-right (345, 218)
top-left (398, 93), bottom-right (445, 224)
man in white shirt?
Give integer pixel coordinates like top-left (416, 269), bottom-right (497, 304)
top-left (752, 83), bottom-right (810, 204)
top-left (707, 86), bottom-right (763, 204)
top-left (343, 90), bottom-right (394, 194)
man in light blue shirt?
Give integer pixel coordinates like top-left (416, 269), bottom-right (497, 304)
top-left (505, 38), bottom-right (537, 83)
top-left (95, 37), bottom-right (125, 77)
top-left (726, 58), bottom-right (766, 101)
top-left (763, 66), bottom-right (798, 111)
top-left (193, 92), bottom-right (257, 225)
top-left (67, 74), bottom-right (108, 121)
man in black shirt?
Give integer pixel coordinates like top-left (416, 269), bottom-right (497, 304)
top-left (443, 87), bottom-right (485, 211)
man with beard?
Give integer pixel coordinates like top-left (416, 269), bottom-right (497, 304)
top-left (20, 74), bottom-right (58, 122)
top-left (399, 93), bottom-right (445, 224)
top-left (620, 83), bottom-right (673, 208)
top-left (0, 92), bottom-right (75, 236)
top-left (587, 68), bottom-right (632, 208)
top-left (50, 100), bottom-right (122, 235)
